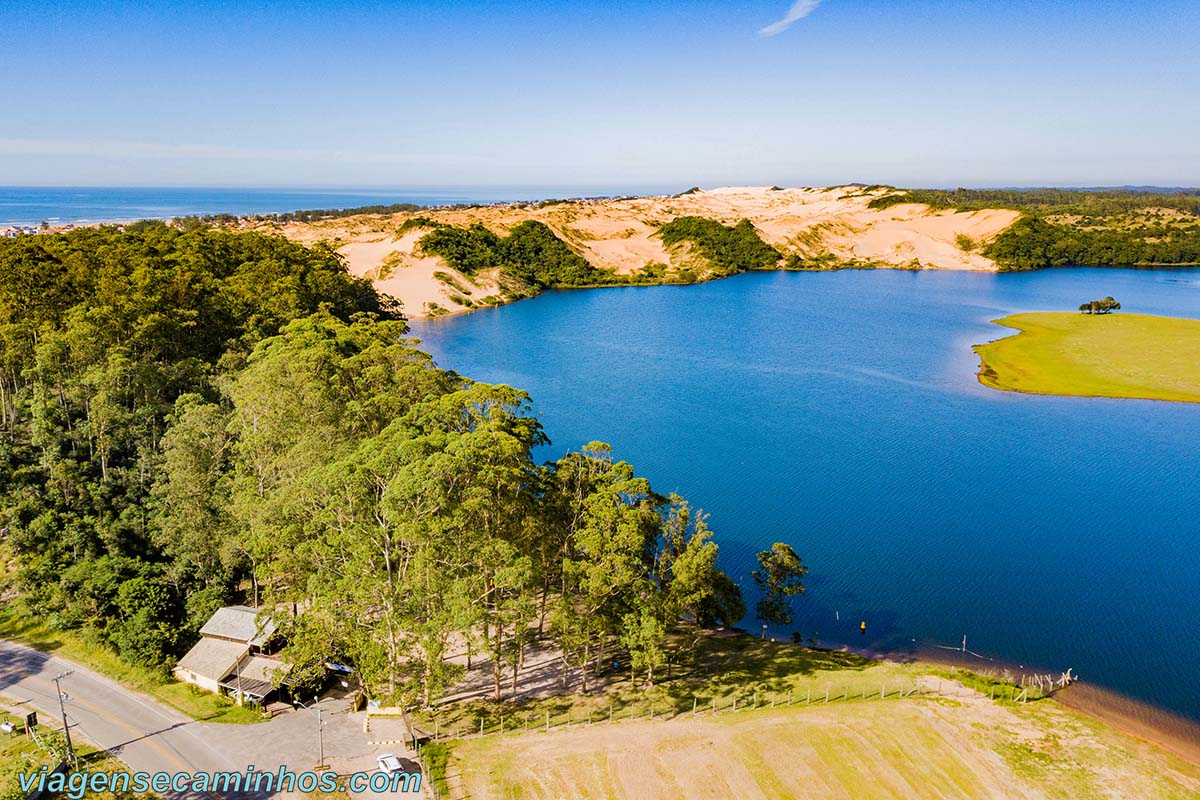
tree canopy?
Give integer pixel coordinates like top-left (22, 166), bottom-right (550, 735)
top-left (751, 543), bottom-right (808, 627)
top-left (1079, 296), bottom-right (1121, 314)
top-left (0, 224), bottom-right (742, 703)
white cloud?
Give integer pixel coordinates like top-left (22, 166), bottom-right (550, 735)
top-left (759, 0), bottom-right (822, 37)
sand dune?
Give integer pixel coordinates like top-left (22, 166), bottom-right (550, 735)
top-left (275, 186), bottom-right (1021, 318)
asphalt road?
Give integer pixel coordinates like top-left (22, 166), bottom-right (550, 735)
top-left (0, 639), bottom-right (415, 799)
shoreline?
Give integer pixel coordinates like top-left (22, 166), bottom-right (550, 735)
top-left (721, 623), bottom-right (1200, 768)
top-left (859, 641), bottom-right (1200, 766)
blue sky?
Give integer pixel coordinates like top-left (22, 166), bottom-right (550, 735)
top-left (2, 0), bottom-right (1197, 188)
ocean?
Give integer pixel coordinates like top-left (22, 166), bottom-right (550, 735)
top-left (0, 185), bottom-right (664, 227)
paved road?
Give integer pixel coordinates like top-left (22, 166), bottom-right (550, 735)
top-left (0, 640), bottom-right (422, 798)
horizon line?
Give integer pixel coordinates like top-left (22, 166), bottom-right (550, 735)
top-left (4, 182), bottom-right (1200, 192)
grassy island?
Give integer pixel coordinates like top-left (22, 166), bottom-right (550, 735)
top-left (975, 312), bottom-right (1200, 403)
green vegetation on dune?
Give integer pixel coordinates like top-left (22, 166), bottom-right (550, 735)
top-left (396, 215), bottom-right (444, 234)
top-left (657, 217), bottom-right (781, 276)
top-left (974, 311), bottom-right (1200, 403)
top-left (869, 187), bottom-right (1200, 269)
top-left (984, 216), bottom-right (1200, 270)
top-left (418, 220), bottom-right (618, 293)
top-left (867, 187), bottom-right (1200, 215)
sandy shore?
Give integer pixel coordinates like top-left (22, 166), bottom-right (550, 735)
top-left (878, 644), bottom-right (1200, 767)
top-left (273, 185), bottom-right (1021, 318)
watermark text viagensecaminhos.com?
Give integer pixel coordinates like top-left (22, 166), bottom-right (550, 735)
top-left (17, 764), bottom-right (421, 797)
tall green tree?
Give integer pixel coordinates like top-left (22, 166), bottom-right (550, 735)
top-left (752, 542), bottom-right (808, 626)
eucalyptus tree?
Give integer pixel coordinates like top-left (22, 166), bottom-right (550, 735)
top-left (752, 542), bottom-right (808, 626)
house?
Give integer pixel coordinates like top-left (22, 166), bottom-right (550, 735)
top-left (174, 605), bottom-right (291, 704)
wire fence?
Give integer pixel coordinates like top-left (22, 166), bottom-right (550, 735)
top-left (421, 679), bottom-right (969, 742)
top-left (414, 669), bottom-right (1074, 798)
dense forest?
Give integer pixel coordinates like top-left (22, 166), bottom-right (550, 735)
top-left (417, 220), bottom-right (619, 295)
top-left (869, 188), bottom-right (1200, 269)
top-left (0, 225), bottom-right (743, 705)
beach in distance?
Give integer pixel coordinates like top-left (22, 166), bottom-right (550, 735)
top-left (7, 1), bottom-right (1200, 796)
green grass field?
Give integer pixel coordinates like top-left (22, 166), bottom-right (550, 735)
top-left (411, 636), bottom-right (930, 739)
top-left (974, 312), bottom-right (1200, 403)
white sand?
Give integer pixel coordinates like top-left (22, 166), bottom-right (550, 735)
top-left (275, 186), bottom-right (1022, 318)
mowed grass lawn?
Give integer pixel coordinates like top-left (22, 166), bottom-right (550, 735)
top-left (974, 312), bottom-right (1200, 403)
top-left (449, 693), bottom-right (1200, 800)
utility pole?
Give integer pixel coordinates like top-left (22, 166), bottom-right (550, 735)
top-left (294, 696), bottom-right (326, 770)
top-left (314, 696), bottom-right (325, 770)
top-left (53, 671), bottom-right (76, 766)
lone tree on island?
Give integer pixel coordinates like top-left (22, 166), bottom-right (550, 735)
top-left (752, 542), bottom-right (808, 627)
top-left (1079, 296), bottom-right (1121, 314)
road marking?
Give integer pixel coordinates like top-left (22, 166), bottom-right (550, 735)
top-left (2, 650), bottom-right (222, 800)
top-left (32, 648), bottom-right (233, 766)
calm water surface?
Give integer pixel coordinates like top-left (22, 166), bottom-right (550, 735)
top-left (411, 268), bottom-right (1200, 721)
